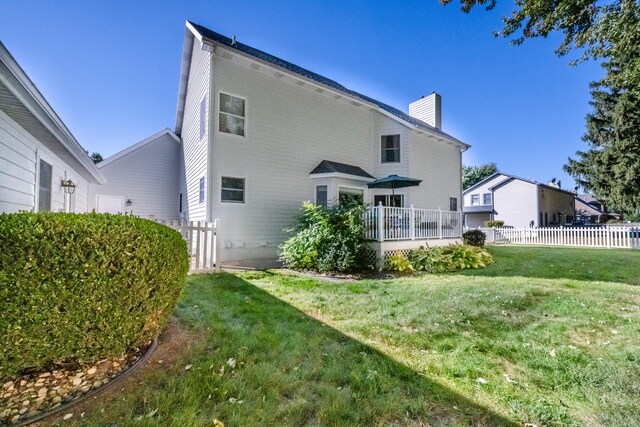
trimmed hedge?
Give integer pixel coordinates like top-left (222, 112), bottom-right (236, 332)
top-left (0, 212), bottom-right (189, 378)
top-left (463, 229), bottom-right (487, 246)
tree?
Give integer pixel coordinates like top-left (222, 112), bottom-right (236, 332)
top-left (564, 60), bottom-right (640, 217)
top-left (90, 152), bottom-right (103, 164)
top-left (463, 162), bottom-right (498, 189)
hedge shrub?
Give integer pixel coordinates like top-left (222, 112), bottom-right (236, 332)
top-left (463, 229), bottom-right (487, 246)
top-left (485, 220), bottom-right (505, 227)
top-left (280, 202), bottom-right (375, 272)
top-left (0, 212), bottom-right (189, 378)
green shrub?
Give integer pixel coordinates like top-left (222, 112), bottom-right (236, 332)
top-left (463, 229), bottom-right (487, 246)
top-left (0, 212), bottom-right (189, 378)
top-left (280, 202), bottom-right (374, 272)
top-left (387, 254), bottom-right (415, 274)
top-left (408, 244), bottom-right (493, 273)
top-left (485, 220), bottom-right (505, 227)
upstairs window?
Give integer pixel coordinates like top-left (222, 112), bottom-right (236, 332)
top-left (221, 177), bottom-right (245, 203)
top-left (199, 95), bottom-right (207, 140)
top-left (219, 93), bottom-right (245, 136)
top-left (470, 194), bottom-right (480, 206)
top-left (381, 134), bottom-right (400, 163)
top-left (38, 159), bottom-right (52, 212)
top-left (483, 193), bottom-right (492, 205)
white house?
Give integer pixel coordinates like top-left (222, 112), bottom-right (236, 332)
top-left (0, 42), bottom-right (105, 214)
top-left (463, 173), bottom-right (576, 228)
top-left (170, 21), bottom-right (468, 264)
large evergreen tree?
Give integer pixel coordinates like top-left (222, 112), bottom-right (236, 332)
top-left (564, 61), bottom-right (640, 217)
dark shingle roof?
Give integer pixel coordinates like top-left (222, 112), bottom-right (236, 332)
top-left (310, 160), bottom-right (374, 179)
top-left (187, 22), bottom-right (464, 145)
top-left (463, 206), bottom-right (494, 214)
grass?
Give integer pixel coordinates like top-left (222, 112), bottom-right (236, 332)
top-left (69, 246), bottom-right (640, 426)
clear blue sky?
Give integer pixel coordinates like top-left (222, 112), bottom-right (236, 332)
top-left (1, 0), bottom-right (602, 189)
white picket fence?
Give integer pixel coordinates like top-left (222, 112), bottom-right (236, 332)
top-left (363, 205), bottom-right (462, 241)
top-left (157, 219), bottom-right (221, 272)
top-left (492, 226), bottom-right (640, 249)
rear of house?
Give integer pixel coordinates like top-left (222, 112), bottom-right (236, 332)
top-left (176, 22), bottom-right (468, 265)
top-left (0, 42), bottom-right (105, 214)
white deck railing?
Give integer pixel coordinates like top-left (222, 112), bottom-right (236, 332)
top-left (363, 204), bottom-right (462, 242)
top-left (157, 219), bottom-right (221, 272)
top-left (492, 226), bottom-right (640, 249)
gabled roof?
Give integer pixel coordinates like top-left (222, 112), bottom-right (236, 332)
top-left (310, 160), bottom-right (374, 179)
top-left (98, 128), bottom-right (180, 168)
top-left (463, 206), bottom-right (494, 214)
top-left (463, 171), bottom-right (575, 197)
top-left (175, 21), bottom-right (468, 150)
top-left (0, 42), bottom-right (105, 184)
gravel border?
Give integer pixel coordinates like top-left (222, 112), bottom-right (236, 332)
top-left (12, 338), bottom-right (158, 427)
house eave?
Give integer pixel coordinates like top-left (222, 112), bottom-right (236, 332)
top-left (99, 128), bottom-right (180, 168)
top-left (309, 172), bottom-right (375, 183)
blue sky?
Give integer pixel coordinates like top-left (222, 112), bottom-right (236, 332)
top-left (1, 0), bottom-right (602, 189)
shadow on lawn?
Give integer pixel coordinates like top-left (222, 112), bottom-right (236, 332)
top-left (456, 245), bottom-right (640, 286)
top-left (179, 273), bottom-right (517, 426)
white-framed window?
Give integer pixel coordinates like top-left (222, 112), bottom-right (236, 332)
top-left (38, 159), bottom-right (52, 212)
top-left (374, 194), bottom-right (404, 207)
top-left (316, 185), bottom-right (328, 208)
top-left (450, 197), bottom-right (458, 211)
top-left (219, 92), bottom-right (245, 137)
top-left (381, 134), bottom-right (400, 163)
top-left (483, 193), bottom-right (492, 205)
top-left (221, 176), bottom-right (245, 203)
top-left (199, 177), bottom-right (205, 204)
top-left (470, 194), bottom-right (480, 206)
top-left (199, 95), bottom-right (207, 140)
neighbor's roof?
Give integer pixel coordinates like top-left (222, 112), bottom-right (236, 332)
top-left (98, 128), bottom-right (180, 168)
top-left (462, 206), bottom-right (494, 214)
top-left (176, 22), bottom-right (468, 150)
top-left (0, 42), bottom-right (105, 184)
top-left (310, 160), bottom-right (375, 179)
top-left (464, 172), bottom-right (576, 196)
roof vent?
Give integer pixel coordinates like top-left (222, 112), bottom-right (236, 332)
top-left (231, 35), bottom-right (237, 46)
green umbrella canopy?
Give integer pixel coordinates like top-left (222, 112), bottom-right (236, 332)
top-left (367, 175), bottom-right (422, 206)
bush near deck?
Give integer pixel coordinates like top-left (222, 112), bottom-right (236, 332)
top-left (0, 212), bottom-right (189, 378)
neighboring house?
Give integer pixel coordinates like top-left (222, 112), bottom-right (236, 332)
top-left (463, 173), bottom-right (575, 228)
top-left (172, 21), bottom-right (468, 263)
top-left (575, 194), bottom-right (619, 224)
top-left (0, 42), bottom-right (105, 214)
top-left (88, 129), bottom-right (181, 219)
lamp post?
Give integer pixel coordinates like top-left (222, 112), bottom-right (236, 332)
top-left (61, 179), bottom-right (76, 194)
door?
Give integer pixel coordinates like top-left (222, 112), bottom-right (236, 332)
top-left (96, 195), bottom-right (124, 214)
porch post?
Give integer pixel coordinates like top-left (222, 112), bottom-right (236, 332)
top-left (410, 204), bottom-right (415, 240)
top-left (377, 202), bottom-right (384, 242)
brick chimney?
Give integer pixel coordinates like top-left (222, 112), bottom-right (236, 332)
top-left (409, 92), bottom-right (441, 130)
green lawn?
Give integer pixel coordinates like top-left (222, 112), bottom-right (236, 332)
top-left (70, 247), bottom-right (640, 426)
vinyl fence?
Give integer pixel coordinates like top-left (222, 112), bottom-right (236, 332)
top-left (363, 205), bottom-right (462, 241)
top-left (491, 226), bottom-right (640, 249)
top-left (158, 219), bottom-right (221, 272)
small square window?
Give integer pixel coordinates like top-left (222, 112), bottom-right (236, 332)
top-left (381, 134), bottom-right (400, 163)
top-left (199, 177), bottom-right (205, 204)
top-left (470, 194), bottom-right (480, 206)
top-left (483, 193), bottom-right (492, 205)
top-left (316, 185), bottom-right (327, 208)
top-left (199, 96), bottom-right (207, 140)
top-left (219, 93), bottom-right (245, 136)
top-left (221, 177), bottom-right (245, 203)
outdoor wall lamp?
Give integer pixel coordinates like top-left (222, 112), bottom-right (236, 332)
top-left (61, 179), bottom-right (76, 194)
top-left (126, 199), bottom-right (132, 206)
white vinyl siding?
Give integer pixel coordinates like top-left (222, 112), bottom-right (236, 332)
top-left (181, 42), bottom-right (211, 221)
top-left (87, 132), bottom-right (180, 220)
top-left (199, 95), bottom-right (207, 140)
top-left (0, 109), bottom-right (90, 213)
top-left (199, 177), bottom-right (205, 203)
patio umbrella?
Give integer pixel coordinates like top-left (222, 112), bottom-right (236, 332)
top-left (367, 174), bottom-right (422, 206)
